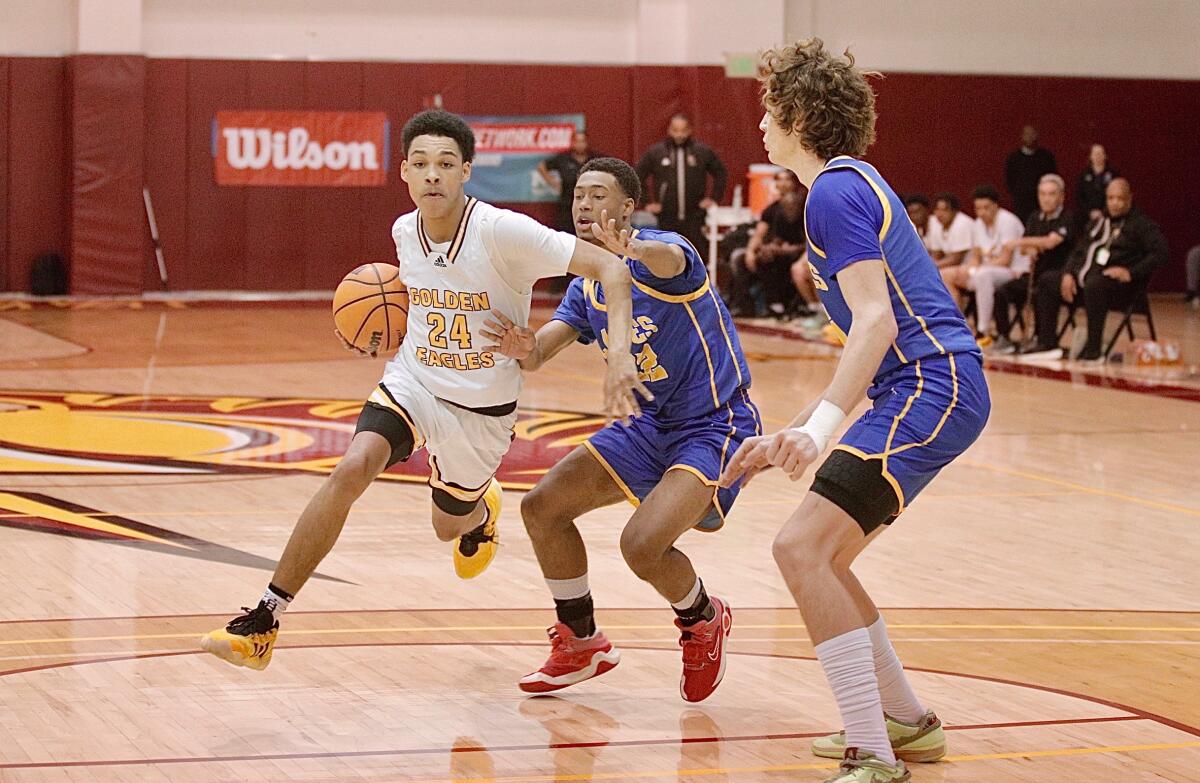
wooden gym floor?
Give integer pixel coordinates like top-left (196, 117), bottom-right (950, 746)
top-left (0, 296), bottom-right (1197, 782)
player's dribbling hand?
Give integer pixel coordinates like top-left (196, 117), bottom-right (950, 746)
top-left (334, 329), bottom-right (377, 358)
top-left (480, 310), bottom-right (536, 360)
top-left (604, 355), bottom-right (653, 425)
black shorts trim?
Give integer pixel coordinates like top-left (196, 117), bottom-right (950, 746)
top-left (355, 402), bottom-right (416, 468)
top-left (432, 487), bottom-right (481, 516)
top-left (810, 448), bottom-right (899, 535)
top-left (441, 397), bottom-right (518, 417)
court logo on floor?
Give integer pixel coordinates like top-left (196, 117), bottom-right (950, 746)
top-left (0, 491), bottom-right (346, 579)
top-left (0, 391), bottom-right (604, 488)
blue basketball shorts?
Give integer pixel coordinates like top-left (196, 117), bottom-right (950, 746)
top-left (813, 352), bottom-right (991, 532)
top-left (584, 387), bottom-right (762, 531)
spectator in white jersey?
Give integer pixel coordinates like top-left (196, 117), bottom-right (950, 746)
top-left (926, 193), bottom-right (973, 268)
top-left (942, 184), bottom-right (1029, 344)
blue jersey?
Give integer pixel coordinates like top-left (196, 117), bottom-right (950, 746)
top-left (553, 229), bottom-right (752, 425)
top-left (804, 157), bottom-right (979, 383)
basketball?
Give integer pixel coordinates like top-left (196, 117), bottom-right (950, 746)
top-left (332, 263), bottom-right (409, 353)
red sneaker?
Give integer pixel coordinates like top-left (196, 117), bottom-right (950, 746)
top-left (518, 623), bottom-right (621, 693)
top-left (676, 595), bottom-right (732, 702)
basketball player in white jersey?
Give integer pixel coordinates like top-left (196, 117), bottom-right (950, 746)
top-left (201, 110), bottom-right (647, 670)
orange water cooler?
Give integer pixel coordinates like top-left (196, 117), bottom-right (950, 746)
top-left (746, 163), bottom-right (784, 217)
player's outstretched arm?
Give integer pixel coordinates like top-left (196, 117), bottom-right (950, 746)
top-left (565, 238), bottom-right (652, 422)
top-left (480, 312), bottom-right (578, 372)
top-left (589, 209), bottom-right (686, 278)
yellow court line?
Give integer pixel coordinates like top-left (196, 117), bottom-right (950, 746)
top-left (3, 622), bottom-right (1199, 647)
top-left (961, 458), bottom-right (1200, 519)
top-left (0, 507), bottom-right (407, 519)
top-left (10, 635), bottom-right (1200, 663)
top-left (0, 489), bottom-right (1074, 518)
top-left (400, 741), bottom-right (1200, 783)
top-left (10, 636), bottom-right (1200, 663)
top-left (754, 415), bottom-right (1200, 519)
top-left (734, 489), bottom-right (1071, 507)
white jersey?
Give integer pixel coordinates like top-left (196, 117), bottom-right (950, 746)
top-left (388, 197), bottom-right (575, 409)
top-left (971, 207), bottom-right (1031, 275)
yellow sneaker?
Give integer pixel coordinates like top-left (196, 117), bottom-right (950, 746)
top-left (453, 478), bottom-right (501, 579)
top-left (822, 749), bottom-right (910, 782)
top-left (812, 711), bottom-right (945, 763)
top-left (199, 603), bottom-right (278, 670)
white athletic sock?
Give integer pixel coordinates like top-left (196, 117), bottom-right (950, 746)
top-left (814, 628), bottom-right (897, 765)
top-left (261, 584), bottom-right (292, 622)
top-left (545, 574), bottom-right (591, 601)
top-left (670, 578), bottom-right (703, 611)
top-left (868, 616), bottom-right (926, 724)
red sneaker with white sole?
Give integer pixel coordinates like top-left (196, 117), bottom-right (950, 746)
top-left (518, 623), bottom-right (620, 693)
top-left (676, 595), bottom-right (732, 702)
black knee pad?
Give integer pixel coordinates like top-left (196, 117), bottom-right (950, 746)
top-left (432, 487), bottom-right (480, 517)
top-left (354, 402), bottom-right (416, 468)
top-left (810, 449), bottom-right (900, 535)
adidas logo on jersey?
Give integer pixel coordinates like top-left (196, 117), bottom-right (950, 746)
top-left (427, 251), bottom-right (448, 268)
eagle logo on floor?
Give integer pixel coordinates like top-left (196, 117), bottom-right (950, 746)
top-left (0, 391), bottom-right (606, 570)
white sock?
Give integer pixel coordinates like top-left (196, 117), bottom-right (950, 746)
top-left (814, 628), bottom-right (897, 765)
top-left (868, 616), bottom-right (926, 724)
top-left (545, 574), bottom-right (590, 601)
top-left (670, 578), bottom-right (703, 610)
top-left (261, 584), bottom-right (292, 621)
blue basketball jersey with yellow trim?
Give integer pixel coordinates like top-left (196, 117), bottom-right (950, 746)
top-left (804, 157), bottom-right (979, 382)
top-left (553, 229), bottom-right (751, 424)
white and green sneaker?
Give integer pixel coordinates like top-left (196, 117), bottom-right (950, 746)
top-left (822, 749), bottom-right (910, 783)
top-left (812, 711), bottom-right (945, 763)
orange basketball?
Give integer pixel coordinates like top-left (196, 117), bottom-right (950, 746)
top-left (332, 263), bottom-right (409, 353)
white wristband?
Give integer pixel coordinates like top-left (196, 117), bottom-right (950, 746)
top-left (791, 399), bottom-right (846, 454)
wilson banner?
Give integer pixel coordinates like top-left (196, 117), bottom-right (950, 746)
top-left (213, 111), bottom-right (390, 187)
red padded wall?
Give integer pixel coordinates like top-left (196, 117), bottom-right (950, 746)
top-left (0, 58), bottom-right (9, 290)
top-left (67, 55), bottom-right (147, 294)
top-left (871, 72), bottom-right (1200, 291)
top-left (142, 58), bottom-right (187, 291)
top-left (5, 58), bottom-right (1198, 293)
top-left (5, 57), bottom-right (69, 294)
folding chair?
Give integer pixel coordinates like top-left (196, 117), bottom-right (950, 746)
top-left (1055, 281), bottom-right (1157, 358)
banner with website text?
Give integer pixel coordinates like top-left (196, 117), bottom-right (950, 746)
top-left (463, 114), bottom-right (584, 203)
top-left (213, 111), bottom-right (390, 186)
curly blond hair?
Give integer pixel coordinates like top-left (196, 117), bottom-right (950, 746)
top-left (759, 38), bottom-right (879, 160)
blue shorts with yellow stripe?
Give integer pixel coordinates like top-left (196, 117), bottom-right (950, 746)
top-left (584, 388), bottom-right (761, 532)
top-left (817, 352), bottom-right (990, 529)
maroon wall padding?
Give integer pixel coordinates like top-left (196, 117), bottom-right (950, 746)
top-left (0, 58), bottom-right (9, 290)
top-left (7, 58), bottom-right (1198, 293)
top-left (5, 57), bottom-right (68, 294)
top-left (872, 73), bottom-right (1200, 291)
top-left (183, 59), bottom-right (248, 291)
top-left (142, 58), bottom-right (187, 291)
top-left (67, 55), bottom-right (147, 294)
